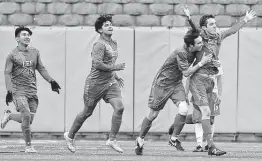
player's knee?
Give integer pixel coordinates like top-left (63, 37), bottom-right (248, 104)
top-left (147, 109), bottom-right (159, 121)
top-left (210, 116), bottom-right (215, 125)
top-left (30, 113), bottom-right (35, 124)
top-left (83, 106), bottom-right (95, 118)
top-left (178, 101), bottom-right (188, 116)
top-left (114, 106), bottom-right (124, 116)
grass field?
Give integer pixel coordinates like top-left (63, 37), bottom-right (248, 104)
top-left (0, 139), bottom-right (261, 161)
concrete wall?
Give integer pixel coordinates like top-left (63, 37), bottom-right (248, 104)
top-left (0, 0), bottom-right (261, 27)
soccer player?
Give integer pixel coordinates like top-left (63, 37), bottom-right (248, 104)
top-left (1, 26), bottom-right (61, 153)
top-left (179, 6), bottom-right (256, 156)
top-left (64, 15), bottom-right (125, 153)
top-left (168, 66), bottom-right (223, 152)
top-left (135, 29), bottom-right (213, 155)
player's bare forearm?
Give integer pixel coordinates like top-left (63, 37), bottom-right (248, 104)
top-left (185, 76), bottom-right (190, 96)
top-left (94, 62), bottom-right (118, 72)
top-left (221, 20), bottom-right (246, 40)
top-left (38, 69), bottom-right (53, 83)
top-left (187, 18), bottom-right (199, 32)
top-left (217, 75), bottom-right (223, 96)
top-left (4, 73), bottom-right (12, 92)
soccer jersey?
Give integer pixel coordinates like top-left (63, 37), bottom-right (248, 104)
top-left (153, 45), bottom-right (195, 88)
top-left (86, 36), bottom-right (118, 85)
top-left (4, 47), bottom-right (53, 96)
top-left (190, 19), bottom-right (246, 75)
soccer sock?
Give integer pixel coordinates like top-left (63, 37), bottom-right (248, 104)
top-left (139, 117), bottom-right (152, 139)
top-left (201, 119), bottom-right (214, 148)
top-left (194, 123), bottom-right (203, 147)
top-left (21, 111), bottom-right (31, 146)
top-left (211, 124), bottom-right (215, 138)
top-left (171, 114), bottom-right (186, 138)
top-left (168, 123), bottom-right (174, 135)
top-left (109, 108), bottom-right (123, 141)
top-left (185, 114), bottom-right (193, 124)
top-left (9, 113), bottom-right (22, 123)
top-left (68, 110), bottom-right (91, 139)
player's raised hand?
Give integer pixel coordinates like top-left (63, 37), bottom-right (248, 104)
top-left (181, 6), bottom-right (191, 18)
top-left (200, 52), bottom-right (212, 65)
top-left (115, 63), bottom-right (125, 71)
top-left (244, 10), bottom-right (257, 22)
top-left (50, 80), bottom-right (61, 94)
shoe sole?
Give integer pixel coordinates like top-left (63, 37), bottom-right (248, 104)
top-left (208, 152), bottom-right (227, 156)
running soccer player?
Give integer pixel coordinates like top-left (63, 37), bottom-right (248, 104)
top-left (64, 15), bottom-right (125, 153)
top-left (1, 26), bottom-right (61, 153)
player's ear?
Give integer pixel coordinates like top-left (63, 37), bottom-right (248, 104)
top-left (98, 28), bottom-right (103, 34)
top-left (15, 37), bottom-right (20, 42)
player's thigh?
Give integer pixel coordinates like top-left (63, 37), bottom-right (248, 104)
top-left (189, 75), bottom-right (210, 106)
top-left (13, 95), bottom-right (30, 112)
top-left (208, 92), bottom-right (220, 117)
top-left (170, 83), bottom-right (186, 104)
top-left (83, 83), bottom-right (106, 114)
top-left (28, 96), bottom-right (39, 114)
top-left (103, 83), bottom-right (122, 105)
top-left (148, 84), bottom-right (172, 111)
top-left (192, 104), bottom-right (202, 123)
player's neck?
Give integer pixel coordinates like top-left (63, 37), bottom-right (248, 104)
top-left (101, 34), bottom-right (112, 41)
top-left (17, 44), bottom-right (29, 51)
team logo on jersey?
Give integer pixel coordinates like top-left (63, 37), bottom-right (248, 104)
top-left (23, 60), bottom-right (33, 67)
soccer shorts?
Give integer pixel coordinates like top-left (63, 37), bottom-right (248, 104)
top-left (148, 82), bottom-right (186, 111)
top-left (83, 82), bottom-right (122, 109)
top-left (12, 94), bottom-right (39, 113)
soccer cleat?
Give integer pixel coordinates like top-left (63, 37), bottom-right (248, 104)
top-left (25, 146), bottom-right (37, 153)
top-left (135, 138), bottom-right (144, 155)
top-left (64, 132), bottom-right (76, 153)
top-left (193, 145), bottom-right (204, 152)
top-left (1, 110), bottom-right (11, 129)
top-left (106, 139), bottom-right (123, 153)
top-left (169, 138), bottom-right (185, 151)
top-left (208, 146), bottom-right (227, 156)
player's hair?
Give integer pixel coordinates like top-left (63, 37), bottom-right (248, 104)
top-left (95, 14), bottom-right (113, 34)
top-left (15, 26), bottom-right (32, 37)
top-left (199, 14), bottom-right (215, 27)
top-left (184, 29), bottom-right (200, 47)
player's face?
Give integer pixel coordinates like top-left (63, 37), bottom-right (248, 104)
top-left (205, 18), bottom-right (217, 33)
top-left (193, 36), bottom-right (203, 51)
top-left (101, 21), bottom-right (113, 36)
top-left (16, 30), bottom-right (31, 46)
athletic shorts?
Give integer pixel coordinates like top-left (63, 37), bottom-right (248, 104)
top-left (189, 74), bottom-right (214, 106)
top-left (12, 94), bottom-right (39, 113)
top-left (148, 82), bottom-right (186, 111)
top-left (192, 92), bottom-right (220, 123)
top-left (83, 82), bottom-right (121, 108)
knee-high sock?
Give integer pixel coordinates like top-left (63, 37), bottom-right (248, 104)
top-left (68, 111), bottom-right (91, 139)
top-left (194, 123), bottom-right (203, 147)
top-left (201, 119), bottom-right (214, 148)
top-left (171, 114), bottom-right (186, 137)
top-left (211, 124), bottom-right (215, 138)
top-left (109, 109), bottom-right (123, 140)
top-left (139, 117), bottom-right (152, 139)
top-left (168, 123), bottom-right (174, 135)
top-left (21, 111), bottom-right (31, 146)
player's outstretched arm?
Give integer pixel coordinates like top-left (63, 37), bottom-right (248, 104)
top-left (221, 10), bottom-right (257, 40)
top-left (92, 42), bottom-right (125, 72)
top-left (181, 6), bottom-right (200, 32)
top-left (4, 54), bottom-right (13, 106)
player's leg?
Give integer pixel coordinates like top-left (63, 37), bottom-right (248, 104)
top-left (135, 84), bottom-right (169, 155)
top-left (190, 75), bottom-right (226, 156)
top-left (64, 83), bottom-right (102, 153)
top-left (103, 83), bottom-right (124, 153)
top-left (192, 105), bottom-right (204, 152)
top-left (169, 84), bottom-right (188, 151)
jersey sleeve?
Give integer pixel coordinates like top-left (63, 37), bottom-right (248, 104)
top-left (4, 54), bottom-right (13, 92)
top-left (177, 52), bottom-right (190, 71)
